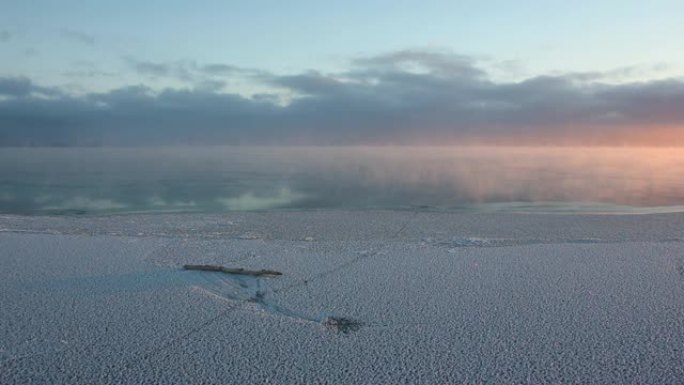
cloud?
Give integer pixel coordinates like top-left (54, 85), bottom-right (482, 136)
top-left (0, 77), bottom-right (60, 98)
top-left (62, 60), bottom-right (117, 79)
top-left (200, 63), bottom-right (258, 76)
top-left (126, 59), bottom-right (254, 92)
top-left (0, 30), bottom-right (11, 42)
top-left (127, 58), bottom-right (263, 82)
top-left (193, 79), bottom-right (227, 92)
top-left (130, 60), bottom-right (172, 77)
top-left (353, 49), bottom-right (486, 79)
top-left (63, 69), bottom-right (117, 79)
top-left (0, 77), bottom-right (33, 97)
top-left (2, 49), bottom-right (684, 146)
top-left (60, 28), bottom-right (95, 45)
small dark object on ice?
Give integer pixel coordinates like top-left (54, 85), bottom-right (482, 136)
top-left (183, 264), bottom-right (282, 277)
top-left (247, 290), bottom-right (267, 303)
top-left (322, 317), bottom-right (363, 333)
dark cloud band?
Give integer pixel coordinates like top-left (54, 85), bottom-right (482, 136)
top-left (1, 50), bottom-right (684, 146)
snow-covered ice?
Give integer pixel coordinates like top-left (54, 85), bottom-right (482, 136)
top-left (1, 210), bottom-right (684, 384)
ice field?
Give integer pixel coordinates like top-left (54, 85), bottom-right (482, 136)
top-left (2, 210), bottom-right (684, 384)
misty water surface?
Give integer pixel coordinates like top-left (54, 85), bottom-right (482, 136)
top-left (2, 146), bottom-right (684, 215)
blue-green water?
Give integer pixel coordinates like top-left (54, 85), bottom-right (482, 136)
top-left (2, 146), bottom-right (684, 215)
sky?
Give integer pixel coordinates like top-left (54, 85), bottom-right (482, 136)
top-left (1, 0), bottom-right (684, 145)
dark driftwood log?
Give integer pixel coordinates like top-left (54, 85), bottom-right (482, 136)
top-left (183, 264), bottom-right (282, 276)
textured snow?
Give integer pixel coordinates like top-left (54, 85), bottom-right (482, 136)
top-left (1, 211), bottom-right (684, 384)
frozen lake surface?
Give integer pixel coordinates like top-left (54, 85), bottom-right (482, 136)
top-left (2, 210), bottom-right (684, 384)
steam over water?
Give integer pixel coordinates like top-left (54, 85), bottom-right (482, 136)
top-left (2, 146), bottom-right (684, 215)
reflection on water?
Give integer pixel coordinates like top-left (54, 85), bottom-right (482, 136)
top-left (1, 146), bottom-right (684, 215)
